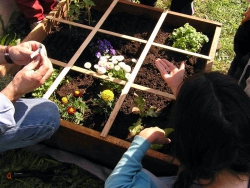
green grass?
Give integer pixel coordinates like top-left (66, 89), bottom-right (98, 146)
top-left (1, 0), bottom-right (250, 187)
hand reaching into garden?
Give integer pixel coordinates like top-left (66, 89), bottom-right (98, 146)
top-left (1, 44), bottom-right (53, 103)
top-left (241, 7), bottom-right (250, 25)
top-left (138, 127), bottom-right (171, 145)
top-left (155, 58), bottom-right (185, 97)
top-left (5, 41), bottom-right (47, 65)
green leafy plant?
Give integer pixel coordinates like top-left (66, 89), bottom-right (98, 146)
top-left (127, 118), bottom-right (144, 140)
top-left (0, 15), bottom-right (21, 46)
top-left (168, 23), bottom-right (209, 53)
top-left (32, 68), bottom-right (71, 98)
top-left (54, 90), bottom-right (88, 125)
top-left (150, 128), bottom-right (174, 150)
top-left (132, 91), bottom-right (161, 118)
top-left (67, 0), bottom-right (95, 25)
top-left (92, 89), bottom-right (116, 119)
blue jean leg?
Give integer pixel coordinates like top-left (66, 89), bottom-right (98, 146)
top-left (0, 98), bottom-right (60, 152)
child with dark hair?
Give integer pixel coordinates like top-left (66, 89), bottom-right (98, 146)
top-left (105, 58), bottom-right (250, 188)
top-left (15, 0), bottom-right (57, 30)
top-left (228, 5), bottom-right (250, 94)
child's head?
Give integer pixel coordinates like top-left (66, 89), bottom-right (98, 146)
top-left (172, 72), bottom-right (250, 187)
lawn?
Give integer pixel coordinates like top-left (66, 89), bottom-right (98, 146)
top-left (0, 0), bottom-right (249, 187)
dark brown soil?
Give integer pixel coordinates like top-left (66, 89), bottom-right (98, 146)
top-left (42, 8), bottom-right (211, 155)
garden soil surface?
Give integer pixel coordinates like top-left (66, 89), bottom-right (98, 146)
top-left (41, 8), bottom-right (211, 155)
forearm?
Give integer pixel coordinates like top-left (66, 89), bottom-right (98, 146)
top-left (105, 136), bottom-right (152, 187)
top-left (1, 82), bottom-right (22, 103)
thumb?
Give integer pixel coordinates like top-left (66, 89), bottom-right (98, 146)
top-left (24, 56), bottom-right (41, 70)
top-left (180, 61), bottom-right (185, 70)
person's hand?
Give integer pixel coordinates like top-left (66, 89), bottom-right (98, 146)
top-left (1, 46), bottom-right (53, 102)
top-left (8, 41), bottom-right (47, 65)
top-left (138, 127), bottom-right (171, 145)
top-left (155, 58), bottom-right (185, 97)
top-left (241, 7), bottom-right (250, 25)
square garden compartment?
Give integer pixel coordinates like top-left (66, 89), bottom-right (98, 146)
top-left (3, 0), bottom-right (222, 176)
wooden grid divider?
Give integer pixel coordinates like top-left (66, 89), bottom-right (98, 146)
top-left (39, 0), bottom-right (221, 138)
top-left (101, 10), bottom-right (169, 137)
top-left (43, 0), bottom-right (119, 99)
top-left (46, 16), bottom-right (212, 60)
top-left (50, 58), bottom-right (176, 100)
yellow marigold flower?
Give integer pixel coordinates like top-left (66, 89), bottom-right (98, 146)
top-left (101, 90), bottom-right (114, 102)
top-left (61, 97), bottom-right (68, 104)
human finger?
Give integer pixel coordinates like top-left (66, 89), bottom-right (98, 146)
top-left (33, 54), bottom-right (53, 82)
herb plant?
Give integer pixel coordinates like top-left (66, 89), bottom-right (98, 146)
top-left (127, 118), bottom-right (144, 140)
top-left (67, 0), bottom-right (95, 25)
top-left (132, 91), bottom-right (161, 118)
top-left (54, 90), bottom-right (88, 125)
top-left (168, 23), bottom-right (209, 53)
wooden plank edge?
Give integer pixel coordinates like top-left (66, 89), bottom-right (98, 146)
top-left (60, 119), bottom-right (180, 166)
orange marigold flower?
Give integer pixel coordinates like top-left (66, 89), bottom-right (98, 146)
top-left (61, 97), bottom-right (68, 104)
top-left (67, 106), bottom-right (76, 115)
top-left (73, 90), bottom-right (82, 97)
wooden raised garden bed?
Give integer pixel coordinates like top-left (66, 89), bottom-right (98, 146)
top-left (5, 0), bottom-right (222, 176)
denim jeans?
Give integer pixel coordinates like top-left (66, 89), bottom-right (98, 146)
top-left (0, 98), bottom-right (60, 152)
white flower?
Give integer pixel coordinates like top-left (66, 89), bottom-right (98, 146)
top-left (106, 62), bottom-right (114, 70)
top-left (116, 55), bottom-right (124, 61)
top-left (118, 62), bottom-right (126, 68)
top-left (123, 65), bottom-right (131, 73)
top-left (97, 67), bottom-right (106, 74)
top-left (131, 58), bottom-right (137, 63)
top-left (111, 58), bottom-right (118, 64)
top-left (125, 73), bottom-right (131, 80)
top-left (94, 64), bottom-right (99, 69)
top-left (84, 62), bottom-right (91, 69)
top-left (108, 72), bottom-right (113, 77)
top-left (98, 60), bottom-right (107, 67)
top-left (114, 65), bottom-right (120, 71)
top-left (99, 56), bottom-right (108, 62)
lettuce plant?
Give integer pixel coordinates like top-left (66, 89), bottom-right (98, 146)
top-left (168, 23), bottom-right (209, 53)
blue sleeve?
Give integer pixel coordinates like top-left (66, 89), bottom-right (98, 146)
top-left (105, 135), bottom-right (157, 188)
top-left (0, 93), bottom-right (16, 133)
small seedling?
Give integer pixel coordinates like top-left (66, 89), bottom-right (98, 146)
top-left (132, 91), bottom-right (161, 118)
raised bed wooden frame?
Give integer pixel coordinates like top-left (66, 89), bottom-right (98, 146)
top-left (1, 0), bottom-right (222, 176)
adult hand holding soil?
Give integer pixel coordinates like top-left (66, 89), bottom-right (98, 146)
top-left (138, 127), bottom-right (171, 145)
top-left (1, 49), bottom-right (53, 103)
top-left (155, 58), bottom-right (185, 97)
